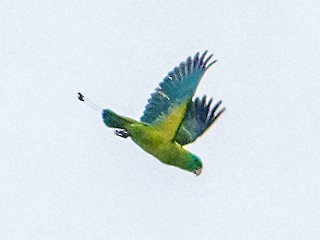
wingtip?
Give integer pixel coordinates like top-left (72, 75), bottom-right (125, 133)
top-left (206, 59), bottom-right (217, 69)
top-left (216, 105), bottom-right (226, 117)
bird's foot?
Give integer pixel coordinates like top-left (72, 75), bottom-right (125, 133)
top-left (114, 130), bottom-right (130, 138)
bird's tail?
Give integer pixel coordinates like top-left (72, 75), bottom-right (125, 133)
top-left (102, 109), bottom-right (136, 129)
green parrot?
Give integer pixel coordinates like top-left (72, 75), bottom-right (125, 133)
top-left (83, 51), bottom-right (225, 176)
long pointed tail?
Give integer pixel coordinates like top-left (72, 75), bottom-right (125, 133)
top-left (102, 109), bottom-right (136, 129)
top-left (77, 92), bottom-right (102, 112)
top-left (77, 92), bottom-right (136, 129)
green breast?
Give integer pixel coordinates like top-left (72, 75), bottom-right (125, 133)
top-left (127, 122), bottom-right (196, 171)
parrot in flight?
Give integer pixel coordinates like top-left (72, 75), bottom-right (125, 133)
top-left (79, 51), bottom-right (225, 176)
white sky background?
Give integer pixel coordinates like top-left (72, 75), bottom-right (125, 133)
top-left (1, 0), bottom-right (319, 239)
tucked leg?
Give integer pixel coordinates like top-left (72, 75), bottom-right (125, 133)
top-left (114, 130), bottom-right (130, 138)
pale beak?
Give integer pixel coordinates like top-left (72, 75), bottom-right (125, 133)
top-left (193, 167), bottom-right (202, 176)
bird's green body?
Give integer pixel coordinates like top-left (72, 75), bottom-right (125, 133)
top-left (103, 101), bottom-right (201, 172)
top-left (130, 121), bottom-right (201, 172)
top-left (101, 51), bottom-right (225, 175)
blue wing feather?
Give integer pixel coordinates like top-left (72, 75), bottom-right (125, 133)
top-left (174, 96), bottom-right (225, 145)
top-left (141, 51), bottom-right (214, 124)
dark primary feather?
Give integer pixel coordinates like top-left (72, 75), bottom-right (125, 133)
top-left (174, 96), bottom-right (225, 145)
top-left (141, 51), bottom-right (215, 125)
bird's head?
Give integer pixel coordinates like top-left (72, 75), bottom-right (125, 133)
top-left (189, 154), bottom-right (203, 176)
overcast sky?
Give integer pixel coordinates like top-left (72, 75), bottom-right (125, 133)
top-left (1, 0), bottom-right (320, 239)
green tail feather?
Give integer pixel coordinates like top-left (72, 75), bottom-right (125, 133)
top-left (102, 109), bottom-right (135, 129)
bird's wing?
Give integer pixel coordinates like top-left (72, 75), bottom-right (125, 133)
top-left (174, 96), bottom-right (225, 145)
top-left (140, 51), bottom-right (215, 139)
